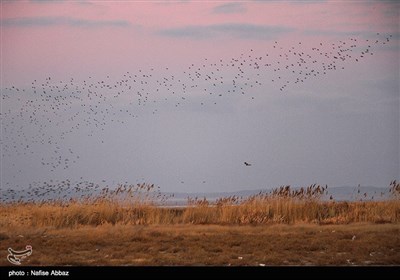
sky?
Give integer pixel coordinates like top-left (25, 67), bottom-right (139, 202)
top-left (1, 0), bottom-right (399, 196)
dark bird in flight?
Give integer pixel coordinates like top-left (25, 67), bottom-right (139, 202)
top-left (244, 162), bottom-right (252, 166)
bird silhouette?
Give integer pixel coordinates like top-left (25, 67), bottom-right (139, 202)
top-left (0, 32), bottom-right (393, 203)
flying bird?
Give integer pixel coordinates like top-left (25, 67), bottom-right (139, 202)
top-left (0, 32), bottom-right (392, 203)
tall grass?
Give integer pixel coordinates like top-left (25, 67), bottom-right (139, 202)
top-left (1, 182), bottom-right (399, 229)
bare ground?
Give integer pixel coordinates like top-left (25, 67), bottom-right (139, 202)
top-left (0, 223), bottom-right (399, 266)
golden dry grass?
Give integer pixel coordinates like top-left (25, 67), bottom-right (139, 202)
top-left (0, 223), bottom-right (399, 266)
top-left (1, 199), bottom-right (399, 228)
top-left (0, 182), bottom-right (399, 266)
top-left (1, 191), bottom-right (399, 228)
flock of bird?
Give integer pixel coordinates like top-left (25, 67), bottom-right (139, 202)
top-left (0, 33), bottom-right (393, 202)
top-left (0, 179), bottom-right (173, 204)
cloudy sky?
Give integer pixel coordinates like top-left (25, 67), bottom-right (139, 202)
top-left (1, 0), bottom-right (399, 194)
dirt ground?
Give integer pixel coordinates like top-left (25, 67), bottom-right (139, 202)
top-left (0, 223), bottom-right (399, 266)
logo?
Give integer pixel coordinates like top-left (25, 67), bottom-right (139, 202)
top-left (7, 245), bottom-right (32, 265)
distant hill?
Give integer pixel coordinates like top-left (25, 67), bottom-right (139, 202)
top-left (162, 185), bottom-right (391, 206)
top-left (0, 185), bottom-right (391, 205)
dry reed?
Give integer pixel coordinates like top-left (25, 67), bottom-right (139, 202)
top-left (1, 182), bottom-right (399, 229)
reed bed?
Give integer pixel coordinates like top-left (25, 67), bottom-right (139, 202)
top-left (1, 181), bottom-right (399, 229)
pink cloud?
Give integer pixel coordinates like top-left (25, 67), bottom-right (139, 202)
top-left (1, 1), bottom-right (398, 86)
